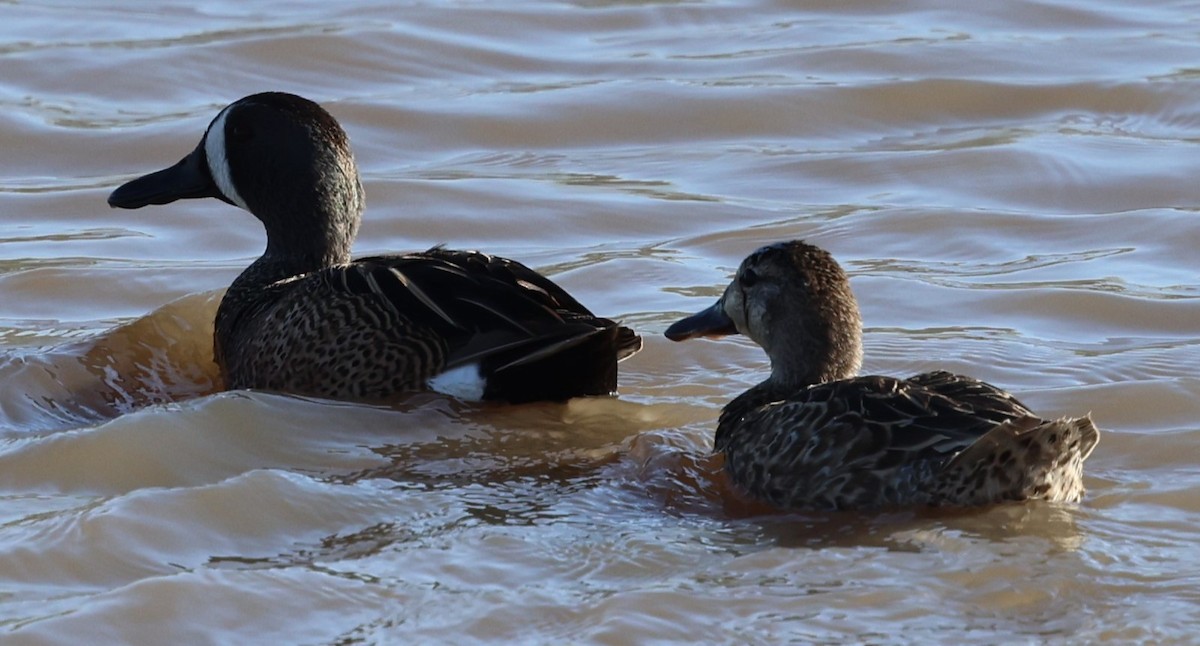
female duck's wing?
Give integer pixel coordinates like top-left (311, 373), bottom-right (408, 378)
top-left (813, 375), bottom-right (1030, 458)
top-left (905, 370), bottom-right (1036, 419)
top-left (716, 375), bottom-right (1040, 509)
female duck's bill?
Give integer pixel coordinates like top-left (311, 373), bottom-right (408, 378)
top-left (665, 240), bottom-right (1099, 511)
top-left (108, 92), bottom-right (641, 404)
top-left (664, 300), bottom-right (737, 341)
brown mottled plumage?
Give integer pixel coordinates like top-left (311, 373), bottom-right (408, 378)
top-left (109, 92), bottom-right (640, 403)
top-left (666, 240), bottom-right (1099, 510)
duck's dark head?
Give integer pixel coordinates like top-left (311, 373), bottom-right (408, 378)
top-left (665, 240), bottom-right (863, 387)
top-left (108, 92), bottom-right (364, 268)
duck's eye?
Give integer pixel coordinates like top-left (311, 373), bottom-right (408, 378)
top-left (739, 268), bottom-right (759, 288)
top-left (229, 124), bottom-right (254, 143)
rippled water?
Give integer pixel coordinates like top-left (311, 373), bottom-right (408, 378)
top-left (2, 0), bottom-right (1200, 642)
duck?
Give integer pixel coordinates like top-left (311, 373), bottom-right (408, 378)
top-left (107, 92), bottom-right (641, 404)
top-left (665, 240), bottom-right (1099, 510)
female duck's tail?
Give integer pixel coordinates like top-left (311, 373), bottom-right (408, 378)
top-left (937, 415), bottom-right (1100, 505)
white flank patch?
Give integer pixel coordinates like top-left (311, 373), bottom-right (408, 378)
top-left (427, 363), bottom-right (486, 401)
top-left (204, 106), bottom-right (251, 211)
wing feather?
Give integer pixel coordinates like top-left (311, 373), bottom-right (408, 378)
top-left (317, 249), bottom-right (639, 398)
top-left (717, 372), bottom-right (1040, 508)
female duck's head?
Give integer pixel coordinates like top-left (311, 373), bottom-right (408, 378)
top-left (666, 240), bottom-right (864, 386)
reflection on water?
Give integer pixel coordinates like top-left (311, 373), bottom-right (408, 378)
top-left (2, 0), bottom-right (1200, 642)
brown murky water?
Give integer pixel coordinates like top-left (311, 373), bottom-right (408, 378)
top-left (2, 1), bottom-right (1199, 642)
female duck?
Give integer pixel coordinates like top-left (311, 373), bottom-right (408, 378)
top-left (666, 240), bottom-right (1099, 510)
top-left (109, 92), bottom-right (640, 403)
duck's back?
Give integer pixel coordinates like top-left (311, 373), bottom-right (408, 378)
top-left (215, 247), bottom-right (641, 402)
top-left (716, 371), bottom-right (1098, 510)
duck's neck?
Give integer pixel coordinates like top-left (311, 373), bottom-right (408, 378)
top-left (237, 195), bottom-right (360, 285)
top-left (758, 315), bottom-right (864, 390)
top-left (232, 216), bottom-right (356, 293)
top-left (765, 335), bottom-right (861, 386)
top-left (214, 204), bottom-right (358, 365)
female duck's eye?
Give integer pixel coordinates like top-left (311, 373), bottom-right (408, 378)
top-left (739, 268), bottom-right (759, 288)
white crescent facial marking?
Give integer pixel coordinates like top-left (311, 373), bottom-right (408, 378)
top-left (204, 105), bottom-right (250, 211)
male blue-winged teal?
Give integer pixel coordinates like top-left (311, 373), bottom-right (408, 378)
top-left (666, 240), bottom-right (1099, 510)
top-left (108, 92), bottom-right (641, 403)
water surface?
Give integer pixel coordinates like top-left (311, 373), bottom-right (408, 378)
top-left (2, 0), bottom-right (1199, 642)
